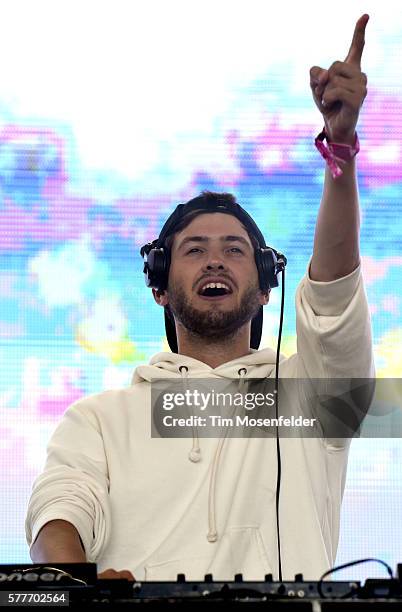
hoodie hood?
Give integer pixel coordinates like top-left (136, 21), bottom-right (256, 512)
top-left (131, 347), bottom-right (279, 385)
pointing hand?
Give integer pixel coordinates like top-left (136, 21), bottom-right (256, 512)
top-left (310, 14), bottom-right (369, 144)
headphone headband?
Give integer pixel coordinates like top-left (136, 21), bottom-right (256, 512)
top-left (155, 194), bottom-right (268, 250)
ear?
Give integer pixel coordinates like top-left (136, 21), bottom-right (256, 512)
top-left (259, 289), bottom-right (270, 306)
top-left (152, 287), bottom-right (169, 307)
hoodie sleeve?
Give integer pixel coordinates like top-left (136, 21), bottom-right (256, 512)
top-left (25, 399), bottom-right (111, 562)
top-left (294, 262), bottom-right (375, 445)
top-left (295, 261), bottom-right (375, 379)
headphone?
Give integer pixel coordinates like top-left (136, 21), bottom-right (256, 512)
top-left (140, 194), bottom-right (287, 295)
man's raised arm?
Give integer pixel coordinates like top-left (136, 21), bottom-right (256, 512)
top-left (309, 14), bottom-right (369, 282)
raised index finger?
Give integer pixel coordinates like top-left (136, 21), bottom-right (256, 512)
top-left (344, 14), bottom-right (369, 67)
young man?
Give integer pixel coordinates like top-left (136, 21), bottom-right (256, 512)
top-left (26, 15), bottom-right (374, 581)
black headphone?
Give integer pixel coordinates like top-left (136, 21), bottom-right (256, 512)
top-left (140, 193), bottom-right (287, 350)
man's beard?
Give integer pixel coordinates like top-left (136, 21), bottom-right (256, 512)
top-left (166, 280), bottom-right (262, 343)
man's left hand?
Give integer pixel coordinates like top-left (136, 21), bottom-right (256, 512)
top-left (310, 14), bottom-right (369, 144)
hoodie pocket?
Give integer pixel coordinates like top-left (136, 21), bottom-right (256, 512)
top-left (144, 556), bottom-right (211, 581)
top-left (144, 527), bottom-right (274, 581)
top-left (225, 526), bottom-right (273, 580)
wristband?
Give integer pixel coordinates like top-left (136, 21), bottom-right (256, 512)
top-left (315, 128), bottom-right (360, 179)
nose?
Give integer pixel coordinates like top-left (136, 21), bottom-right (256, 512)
top-left (202, 244), bottom-right (228, 272)
top-left (205, 262), bottom-right (225, 270)
top-left (203, 253), bottom-right (226, 271)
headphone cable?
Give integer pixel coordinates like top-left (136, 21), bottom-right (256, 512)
top-left (274, 267), bottom-right (285, 582)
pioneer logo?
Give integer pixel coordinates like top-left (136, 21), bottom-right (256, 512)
top-left (0, 571), bottom-right (65, 582)
top-left (0, 564), bottom-right (95, 585)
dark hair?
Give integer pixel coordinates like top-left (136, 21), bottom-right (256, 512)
top-left (164, 191), bottom-right (260, 252)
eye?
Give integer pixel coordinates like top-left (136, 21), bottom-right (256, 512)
top-left (186, 247), bottom-right (202, 254)
top-left (228, 247), bottom-right (243, 253)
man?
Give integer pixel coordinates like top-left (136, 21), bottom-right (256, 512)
top-left (26, 15), bottom-right (374, 580)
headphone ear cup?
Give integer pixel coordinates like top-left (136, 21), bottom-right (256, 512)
top-left (145, 247), bottom-right (170, 291)
top-left (255, 247), bottom-right (279, 292)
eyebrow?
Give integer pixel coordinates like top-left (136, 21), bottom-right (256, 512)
top-left (177, 235), bottom-right (252, 252)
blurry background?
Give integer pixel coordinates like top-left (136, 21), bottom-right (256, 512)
top-left (0, 0), bottom-right (401, 580)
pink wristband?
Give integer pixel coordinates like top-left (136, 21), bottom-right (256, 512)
top-left (315, 128), bottom-right (360, 179)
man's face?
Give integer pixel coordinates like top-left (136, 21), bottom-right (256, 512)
top-left (160, 213), bottom-right (269, 341)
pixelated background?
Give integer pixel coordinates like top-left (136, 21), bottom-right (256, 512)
top-left (1, 0), bottom-right (401, 581)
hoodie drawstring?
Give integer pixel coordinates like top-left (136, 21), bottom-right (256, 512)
top-left (178, 364), bottom-right (248, 543)
top-left (206, 367), bottom-right (248, 543)
top-left (179, 365), bottom-right (201, 463)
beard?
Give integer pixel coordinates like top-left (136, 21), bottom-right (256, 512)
top-left (166, 279), bottom-right (262, 343)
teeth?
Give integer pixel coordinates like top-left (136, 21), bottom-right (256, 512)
top-left (201, 282), bottom-right (230, 292)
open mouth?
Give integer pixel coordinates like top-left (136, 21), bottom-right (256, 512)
top-left (197, 282), bottom-right (233, 300)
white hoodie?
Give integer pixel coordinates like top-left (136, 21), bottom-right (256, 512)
top-left (26, 264), bottom-right (374, 581)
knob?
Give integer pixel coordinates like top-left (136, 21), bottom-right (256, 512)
top-left (177, 574), bottom-right (186, 583)
top-left (277, 584), bottom-right (286, 595)
top-left (234, 574), bottom-right (243, 583)
top-left (204, 574), bottom-right (213, 583)
top-left (295, 573), bottom-right (303, 582)
top-left (265, 574), bottom-right (273, 582)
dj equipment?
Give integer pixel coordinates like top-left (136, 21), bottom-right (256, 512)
top-left (1, 564), bottom-right (402, 609)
